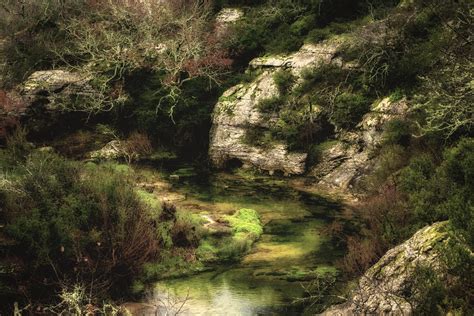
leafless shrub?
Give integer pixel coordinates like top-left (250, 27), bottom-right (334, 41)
top-left (122, 131), bottom-right (153, 164)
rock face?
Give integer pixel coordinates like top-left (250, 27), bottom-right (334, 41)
top-left (310, 97), bottom-right (408, 191)
top-left (209, 35), bottom-right (408, 182)
top-left (21, 70), bottom-right (94, 110)
top-left (321, 222), bottom-right (451, 316)
top-left (209, 39), bottom-right (345, 175)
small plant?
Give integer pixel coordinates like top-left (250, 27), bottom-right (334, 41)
top-left (383, 119), bottom-right (412, 147)
top-left (122, 131), bottom-right (153, 164)
top-left (273, 70), bottom-right (296, 95)
top-left (242, 127), bottom-right (276, 148)
top-left (330, 92), bottom-right (370, 129)
top-left (256, 96), bottom-right (284, 113)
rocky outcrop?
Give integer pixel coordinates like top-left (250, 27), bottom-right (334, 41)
top-left (21, 70), bottom-right (94, 111)
top-left (310, 97), bottom-right (408, 191)
top-left (209, 39), bottom-right (346, 175)
top-left (209, 34), bottom-right (408, 182)
top-left (321, 222), bottom-right (453, 316)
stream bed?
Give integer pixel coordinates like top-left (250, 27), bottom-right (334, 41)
top-left (144, 169), bottom-right (343, 315)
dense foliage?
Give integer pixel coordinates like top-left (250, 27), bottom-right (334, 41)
top-left (0, 131), bottom-right (206, 310)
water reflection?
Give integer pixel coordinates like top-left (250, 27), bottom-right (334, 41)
top-left (146, 171), bottom-right (342, 315)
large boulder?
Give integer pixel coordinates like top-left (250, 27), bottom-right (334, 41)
top-left (209, 39), bottom-right (346, 175)
top-left (321, 222), bottom-right (459, 316)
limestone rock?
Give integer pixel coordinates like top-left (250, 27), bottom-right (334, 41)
top-left (21, 70), bottom-right (94, 111)
top-left (321, 222), bottom-right (452, 316)
top-left (216, 8), bottom-right (243, 25)
top-left (89, 140), bottom-right (124, 160)
top-left (215, 8), bottom-right (243, 35)
top-left (250, 42), bottom-right (340, 70)
top-left (312, 97), bottom-right (408, 191)
top-left (209, 39), bottom-right (345, 175)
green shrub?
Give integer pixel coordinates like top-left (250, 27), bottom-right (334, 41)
top-left (306, 28), bottom-right (333, 43)
top-left (273, 70), bottom-right (296, 95)
top-left (388, 88), bottom-right (405, 102)
top-left (438, 138), bottom-right (474, 246)
top-left (306, 140), bottom-right (339, 168)
top-left (411, 265), bottom-right (447, 315)
top-left (256, 96), bottom-right (284, 113)
top-left (1, 149), bottom-right (162, 299)
top-left (383, 119), bottom-right (412, 147)
top-left (305, 21), bottom-right (351, 43)
top-left (297, 64), bottom-right (348, 96)
top-left (398, 154), bottom-right (440, 222)
top-left (242, 127), bottom-right (276, 148)
top-left (368, 145), bottom-right (409, 189)
top-left (290, 14), bottom-right (317, 36)
top-left (398, 138), bottom-right (474, 246)
top-left (0, 128), bottom-right (34, 168)
top-left (331, 93), bottom-right (370, 129)
top-left (306, 144), bottom-right (321, 168)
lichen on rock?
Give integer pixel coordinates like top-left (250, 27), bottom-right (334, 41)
top-left (21, 70), bottom-right (95, 111)
top-left (320, 221), bottom-right (462, 316)
top-left (209, 39), bottom-right (345, 175)
top-left (311, 97), bottom-right (409, 192)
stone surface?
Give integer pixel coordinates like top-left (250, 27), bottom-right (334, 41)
top-left (311, 97), bottom-right (409, 192)
top-left (209, 39), bottom-right (344, 175)
top-left (250, 42), bottom-right (340, 70)
top-left (215, 8), bottom-right (243, 35)
top-left (321, 222), bottom-right (452, 316)
top-left (216, 8), bottom-right (243, 25)
top-left (21, 70), bottom-right (94, 110)
top-left (89, 140), bottom-right (124, 160)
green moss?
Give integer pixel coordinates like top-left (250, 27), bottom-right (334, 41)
top-left (225, 208), bottom-right (263, 239)
top-left (196, 209), bottom-right (264, 263)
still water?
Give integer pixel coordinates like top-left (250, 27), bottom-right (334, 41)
top-left (148, 171), bottom-right (342, 315)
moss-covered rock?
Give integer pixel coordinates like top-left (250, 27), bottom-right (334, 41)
top-left (321, 221), bottom-right (472, 315)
